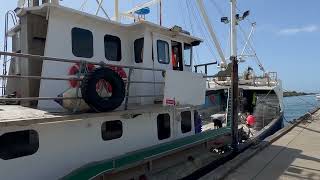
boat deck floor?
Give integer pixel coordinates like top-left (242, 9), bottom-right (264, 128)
top-left (0, 104), bottom-right (189, 126)
top-left (224, 109), bottom-right (320, 180)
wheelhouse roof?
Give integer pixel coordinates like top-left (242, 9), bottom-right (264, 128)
top-left (16, 3), bottom-right (202, 45)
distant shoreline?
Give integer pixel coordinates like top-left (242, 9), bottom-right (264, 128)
top-left (284, 91), bottom-right (316, 97)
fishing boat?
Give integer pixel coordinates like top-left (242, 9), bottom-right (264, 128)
top-left (193, 1), bottom-right (284, 148)
top-left (0, 0), bottom-right (283, 179)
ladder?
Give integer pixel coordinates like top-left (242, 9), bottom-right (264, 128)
top-left (1, 10), bottom-right (18, 95)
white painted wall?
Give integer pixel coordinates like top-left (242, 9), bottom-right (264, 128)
top-left (0, 107), bottom-right (196, 180)
top-left (163, 70), bottom-right (206, 106)
top-left (37, 7), bottom-right (196, 111)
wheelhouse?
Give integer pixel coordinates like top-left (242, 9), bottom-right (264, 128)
top-left (5, 4), bottom-right (202, 111)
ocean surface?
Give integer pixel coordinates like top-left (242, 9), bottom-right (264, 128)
top-left (284, 95), bottom-right (320, 125)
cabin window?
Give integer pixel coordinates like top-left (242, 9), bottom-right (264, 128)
top-left (102, 120), bottom-right (123, 140)
top-left (104, 35), bottom-right (122, 61)
top-left (157, 113), bottom-right (171, 140)
top-left (184, 44), bottom-right (192, 66)
top-left (157, 40), bottom-right (170, 64)
top-left (0, 130), bottom-right (39, 160)
top-left (181, 111), bottom-right (192, 133)
top-left (71, 27), bottom-right (93, 58)
top-left (134, 38), bottom-right (144, 63)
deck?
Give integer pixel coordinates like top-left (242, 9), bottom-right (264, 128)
top-left (0, 104), bottom-right (183, 127)
top-left (201, 109), bottom-right (320, 180)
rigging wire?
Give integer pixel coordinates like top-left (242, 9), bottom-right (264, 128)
top-left (178, 0), bottom-right (188, 30)
top-left (79, 1), bottom-right (86, 11)
top-left (187, 0), bottom-right (218, 62)
top-left (79, 0), bottom-right (89, 11)
top-left (187, 2), bottom-right (214, 61)
top-left (79, 0), bottom-right (110, 19)
top-left (190, 7), bottom-right (215, 53)
top-left (188, 0), bottom-right (216, 50)
top-left (185, 0), bottom-right (200, 66)
top-left (209, 0), bottom-right (231, 58)
top-left (210, 0), bottom-right (227, 17)
top-left (238, 24), bottom-right (266, 73)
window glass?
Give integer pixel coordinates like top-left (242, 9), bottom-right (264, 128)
top-left (0, 130), bottom-right (39, 160)
top-left (72, 27), bottom-right (93, 58)
top-left (134, 38), bottom-right (144, 63)
top-left (181, 111), bottom-right (192, 133)
top-left (184, 44), bottom-right (192, 66)
top-left (102, 120), bottom-right (123, 140)
top-left (104, 35), bottom-right (122, 61)
top-left (157, 40), bottom-right (170, 64)
top-left (157, 114), bottom-right (171, 140)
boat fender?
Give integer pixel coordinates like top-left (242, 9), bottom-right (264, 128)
top-left (81, 67), bottom-right (125, 112)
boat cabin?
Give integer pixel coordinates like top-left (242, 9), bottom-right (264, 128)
top-left (5, 3), bottom-right (202, 111)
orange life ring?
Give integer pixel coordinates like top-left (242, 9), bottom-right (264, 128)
top-left (68, 63), bottom-right (127, 93)
top-left (68, 63), bottom-right (95, 88)
top-left (102, 66), bottom-right (127, 93)
top-left (108, 66), bottom-right (127, 79)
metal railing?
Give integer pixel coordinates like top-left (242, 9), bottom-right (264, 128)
top-left (0, 51), bottom-right (165, 111)
top-left (2, 10), bottom-right (18, 95)
top-left (194, 61), bottom-right (217, 75)
top-left (206, 71), bottom-right (279, 88)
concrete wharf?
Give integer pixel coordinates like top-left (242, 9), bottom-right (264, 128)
top-left (201, 109), bottom-right (320, 180)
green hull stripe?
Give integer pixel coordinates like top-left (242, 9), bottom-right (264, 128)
top-left (62, 127), bottom-right (231, 180)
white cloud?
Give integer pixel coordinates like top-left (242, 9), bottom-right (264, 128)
top-left (278, 25), bottom-right (318, 35)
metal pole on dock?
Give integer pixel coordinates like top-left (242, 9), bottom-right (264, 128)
top-left (230, 0), bottom-right (239, 152)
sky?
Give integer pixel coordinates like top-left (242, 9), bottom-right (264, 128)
top-left (0, 0), bottom-right (319, 92)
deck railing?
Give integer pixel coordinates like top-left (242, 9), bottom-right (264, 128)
top-left (206, 72), bottom-right (278, 88)
top-left (0, 51), bottom-right (165, 111)
top-left (194, 61), bottom-right (217, 75)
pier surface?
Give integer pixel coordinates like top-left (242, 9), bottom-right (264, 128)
top-left (202, 109), bottom-right (320, 180)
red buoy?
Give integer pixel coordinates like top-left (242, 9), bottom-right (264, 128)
top-left (246, 115), bottom-right (256, 127)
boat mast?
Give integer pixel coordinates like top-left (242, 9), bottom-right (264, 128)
top-left (159, 0), bottom-right (162, 25)
top-left (230, 0), bottom-right (239, 152)
top-left (115, 0), bottom-right (119, 21)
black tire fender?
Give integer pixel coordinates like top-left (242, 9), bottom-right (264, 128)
top-left (81, 67), bottom-right (125, 112)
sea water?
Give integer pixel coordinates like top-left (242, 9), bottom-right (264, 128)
top-left (284, 95), bottom-right (320, 125)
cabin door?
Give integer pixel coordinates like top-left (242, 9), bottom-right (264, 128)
top-left (171, 41), bottom-right (183, 71)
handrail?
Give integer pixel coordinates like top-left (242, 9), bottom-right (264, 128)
top-left (0, 75), bottom-right (165, 84)
top-left (0, 95), bottom-right (163, 102)
top-left (0, 75), bottom-right (81, 81)
top-left (194, 61), bottom-right (217, 75)
top-left (2, 11), bottom-right (18, 95)
top-left (0, 51), bottom-right (167, 110)
top-left (0, 51), bottom-right (166, 72)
